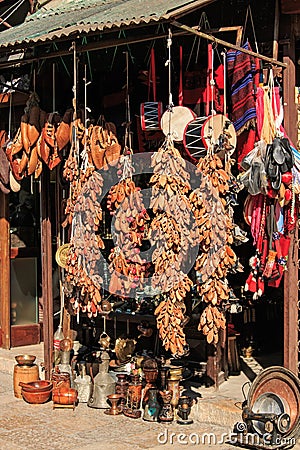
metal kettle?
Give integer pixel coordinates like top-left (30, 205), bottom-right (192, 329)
top-left (87, 351), bottom-right (115, 409)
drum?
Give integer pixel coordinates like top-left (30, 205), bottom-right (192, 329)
top-left (183, 116), bottom-right (207, 161)
top-left (183, 114), bottom-right (237, 161)
top-left (160, 106), bottom-right (196, 142)
top-left (140, 101), bottom-right (163, 131)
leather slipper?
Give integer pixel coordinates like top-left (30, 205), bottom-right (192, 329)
top-left (272, 137), bottom-right (285, 165)
top-left (271, 171), bottom-right (282, 190)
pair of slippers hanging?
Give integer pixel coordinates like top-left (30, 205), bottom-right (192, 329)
top-left (239, 141), bottom-right (268, 196)
top-left (265, 137), bottom-right (294, 190)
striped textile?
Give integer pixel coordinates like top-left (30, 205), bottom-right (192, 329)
top-left (227, 41), bottom-right (258, 134)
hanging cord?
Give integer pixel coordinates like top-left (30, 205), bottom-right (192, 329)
top-left (123, 51), bottom-right (133, 154)
top-left (121, 51), bottom-right (134, 180)
top-left (186, 12), bottom-right (210, 71)
top-left (178, 45), bottom-right (183, 106)
top-left (8, 75), bottom-right (13, 140)
top-left (144, 23), bottom-right (162, 66)
top-left (71, 42), bottom-right (80, 170)
top-left (0, 0), bottom-right (25, 24)
top-left (242, 5), bottom-right (259, 53)
top-left (165, 29), bottom-right (173, 138)
top-left (210, 44), bottom-right (215, 116)
top-left (72, 42), bottom-right (77, 121)
top-left (0, 0), bottom-right (23, 18)
top-left (222, 50), bottom-right (227, 117)
top-left (81, 64), bottom-right (92, 171)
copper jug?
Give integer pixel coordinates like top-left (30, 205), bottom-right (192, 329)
top-left (87, 351), bottom-right (115, 409)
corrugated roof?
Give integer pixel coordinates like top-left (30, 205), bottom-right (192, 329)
top-left (0, 0), bottom-right (215, 50)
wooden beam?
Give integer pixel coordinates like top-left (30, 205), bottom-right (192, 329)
top-left (172, 21), bottom-right (287, 68)
top-left (0, 191), bottom-right (10, 349)
top-left (0, 29), bottom-right (187, 70)
top-left (193, 26), bottom-right (243, 46)
top-left (41, 170), bottom-right (53, 379)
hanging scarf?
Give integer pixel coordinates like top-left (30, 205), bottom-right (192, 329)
top-left (227, 41), bottom-right (258, 134)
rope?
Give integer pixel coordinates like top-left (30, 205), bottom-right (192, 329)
top-left (242, 5), bottom-right (259, 53)
top-left (222, 50), bottom-right (227, 117)
top-left (8, 75), bottom-right (13, 139)
top-left (186, 12), bottom-right (210, 71)
top-left (0, 0), bottom-right (25, 22)
top-left (166, 29), bottom-right (173, 137)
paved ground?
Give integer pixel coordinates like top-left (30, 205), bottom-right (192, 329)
top-left (0, 346), bottom-right (299, 450)
top-left (0, 368), bottom-right (242, 450)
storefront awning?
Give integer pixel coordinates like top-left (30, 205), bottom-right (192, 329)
top-left (0, 0), bottom-right (216, 51)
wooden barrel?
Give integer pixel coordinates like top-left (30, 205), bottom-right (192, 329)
top-left (13, 364), bottom-right (39, 398)
top-left (52, 387), bottom-right (77, 405)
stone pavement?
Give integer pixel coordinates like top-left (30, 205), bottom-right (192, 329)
top-left (0, 346), bottom-right (299, 450)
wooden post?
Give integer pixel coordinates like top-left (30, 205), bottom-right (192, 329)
top-left (284, 229), bottom-right (298, 375)
top-left (282, 38), bottom-right (298, 145)
top-left (41, 170), bottom-right (53, 379)
top-left (0, 191), bottom-right (10, 349)
top-left (282, 34), bottom-right (299, 375)
top-left (273, 0), bottom-right (280, 60)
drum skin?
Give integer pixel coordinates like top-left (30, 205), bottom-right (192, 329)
top-left (160, 106), bottom-right (196, 142)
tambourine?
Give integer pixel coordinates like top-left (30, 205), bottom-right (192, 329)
top-left (160, 106), bottom-right (196, 142)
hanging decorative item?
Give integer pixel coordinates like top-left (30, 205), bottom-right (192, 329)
top-left (190, 150), bottom-right (238, 345)
top-left (5, 92), bottom-right (46, 180)
top-left (183, 114), bottom-right (236, 161)
top-left (55, 243), bottom-right (71, 269)
top-left (160, 30), bottom-right (196, 143)
top-left (150, 139), bottom-right (195, 356)
top-left (140, 48), bottom-right (163, 132)
top-left (107, 174), bottom-right (150, 296)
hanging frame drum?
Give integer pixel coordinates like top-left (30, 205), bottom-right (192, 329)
top-left (160, 105), bottom-right (196, 142)
top-left (183, 114), bottom-right (237, 161)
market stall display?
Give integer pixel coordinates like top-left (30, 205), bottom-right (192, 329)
top-left (1, 2), bottom-right (300, 409)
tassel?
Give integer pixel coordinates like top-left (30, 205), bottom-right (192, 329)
top-left (262, 249), bottom-right (277, 279)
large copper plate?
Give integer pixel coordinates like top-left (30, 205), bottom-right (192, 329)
top-left (247, 366), bottom-right (300, 441)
